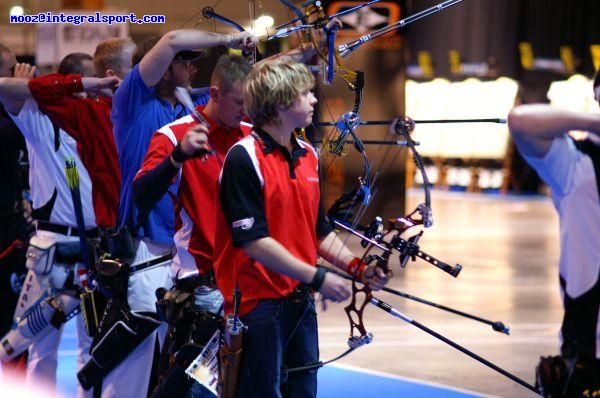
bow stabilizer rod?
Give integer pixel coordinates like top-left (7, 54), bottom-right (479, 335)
top-left (370, 296), bottom-right (540, 395)
top-left (315, 117), bottom-right (507, 127)
top-left (313, 139), bottom-right (417, 147)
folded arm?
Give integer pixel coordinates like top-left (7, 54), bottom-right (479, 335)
top-left (508, 104), bottom-right (600, 158)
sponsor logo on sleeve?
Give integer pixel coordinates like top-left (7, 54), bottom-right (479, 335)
top-left (232, 217), bottom-right (254, 230)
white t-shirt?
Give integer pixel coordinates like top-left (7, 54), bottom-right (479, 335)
top-left (10, 98), bottom-right (95, 228)
top-left (526, 136), bottom-right (600, 298)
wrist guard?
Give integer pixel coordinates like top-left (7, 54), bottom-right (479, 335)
top-left (310, 266), bottom-right (327, 292)
top-left (171, 142), bottom-right (192, 163)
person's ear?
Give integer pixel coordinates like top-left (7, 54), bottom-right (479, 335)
top-left (161, 68), bottom-right (171, 82)
top-left (209, 85), bottom-right (219, 102)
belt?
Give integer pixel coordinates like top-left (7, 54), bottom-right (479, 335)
top-left (36, 220), bottom-right (99, 239)
top-left (129, 252), bottom-right (172, 274)
top-left (55, 252), bottom-right (83, 264)
top-left (287, 283), bottom-right (311, 303)
top-left (175, 270), bottom-right (216, 291)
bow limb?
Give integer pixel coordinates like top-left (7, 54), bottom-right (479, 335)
top-left (343, 229), bottom-right (395, 350)
top-left (315, 15), bottom-right (366, 207)
top-left (278, 0), bottom-right (307, 24)
top-left (341, 214), bottom-right (419, 352)
top-left (346, 116), bottom-right (433, 237)
top-left (304, 4), bottom-right (366, 190)
top-left (202, 6), bottom-right (246, 32)
top-left (321, 110), bottom-right (375, 236)
top-left (344, 279), bottom-right (374, 348)
top-left (201, 6), bottom-right (262, 63)
top-left (277, 0), bottom-right (363, 118)
top-left (392, 117), bottom-right (432, 228)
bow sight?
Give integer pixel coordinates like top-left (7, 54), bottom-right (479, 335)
top-left (333, 214), bottom-right (461, 278)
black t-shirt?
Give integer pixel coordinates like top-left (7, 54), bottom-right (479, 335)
top-left (574, 138), bottom-right (600, 205)
top-left (0, 105), bottom-right (27, 219)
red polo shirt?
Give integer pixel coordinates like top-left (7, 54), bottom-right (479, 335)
top-left (215, 128), bottom-right (332, 316)
top-left (136, 106), bottom-right (250, 274)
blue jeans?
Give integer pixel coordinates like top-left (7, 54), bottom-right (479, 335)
top-left (235, 293), bottom-right (319, 398)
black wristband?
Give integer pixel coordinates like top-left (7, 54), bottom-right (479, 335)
top-left (310, 266), bottom-right (328, 292)
top-left (171, 142), bottom-right (192, 163)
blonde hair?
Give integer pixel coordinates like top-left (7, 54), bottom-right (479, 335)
top-left (244, 59), bottom-right (314, 127)
top-left (93, 38), bottom-right (135, 77)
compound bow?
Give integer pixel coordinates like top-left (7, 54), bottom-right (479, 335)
top-left (273, 0), bottom-right (462, 370)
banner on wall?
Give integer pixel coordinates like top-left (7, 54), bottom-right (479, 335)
top-left (327, 1), bottom-right (403, 50)
top-left (35, 10), bottom-right (129, 67)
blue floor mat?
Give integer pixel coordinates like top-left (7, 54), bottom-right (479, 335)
top-left (318, 365), bottom-right (482, 398)
top-left (55, 319), bottom-right (482, 398)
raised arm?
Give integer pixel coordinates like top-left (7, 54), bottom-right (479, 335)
top-left (508, 104), bottom-right (600, 158)
top-left (29, 74), bottom-right (118, 103)
top-left (0, 78), bottom-right (30, 115)
top-left (82, 76), bottom-right (120, 98)
top-left (139, 29), bottom-right (257, 88)
top-left (28, 74), bottom-right (118, 139)
top-left (0, 63), bottom-right (36, 115)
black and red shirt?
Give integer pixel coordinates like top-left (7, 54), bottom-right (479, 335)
top-left (215, 128), bottom-right (332, 316)
top-left (136, 106), bottom-right (250, 276)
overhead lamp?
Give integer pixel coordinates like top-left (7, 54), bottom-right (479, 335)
top-left (255, 15), bottom-right (274, 29)
top-left (248, 14), bottom-right (274, 36)
top-left (10, 6), bottom-right (24, 16)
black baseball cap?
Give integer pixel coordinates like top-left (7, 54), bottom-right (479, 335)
top-left (173, 50), bottom-right (205, 62)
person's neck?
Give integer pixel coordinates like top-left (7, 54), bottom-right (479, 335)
top-left (260, 122), bottom-right (293, 152)
top-left (156, 82), bottom-right (177, 106)
top-left (203, 100), bottom-right (219, 125)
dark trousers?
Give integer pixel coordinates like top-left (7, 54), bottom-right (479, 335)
top-left (236, 293), bottom-right (318, 398)
top-left (560, 272), bottom-right (600, 359)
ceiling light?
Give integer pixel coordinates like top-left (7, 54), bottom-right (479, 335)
top-left (10, 6), bottom-right (24, 16)
top-left (255, 15), bottom-right (274, 30)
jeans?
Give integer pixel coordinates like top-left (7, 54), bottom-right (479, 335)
top-left (235, 293), bottom-right (318, 398)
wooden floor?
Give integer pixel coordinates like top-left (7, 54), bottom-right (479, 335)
top-left (317, 189), bottom-right (561, 398)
